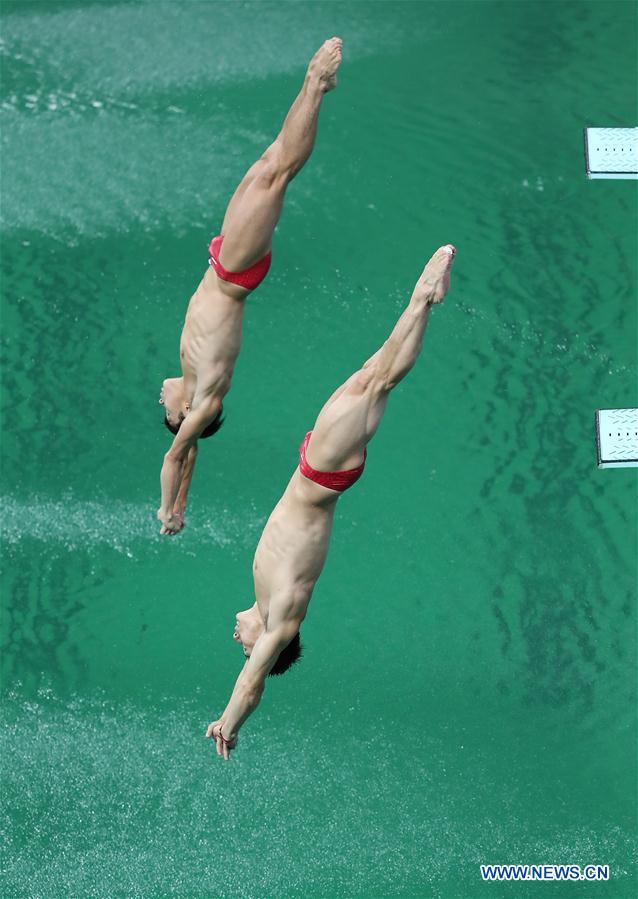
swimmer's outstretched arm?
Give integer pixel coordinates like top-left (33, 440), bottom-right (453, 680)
top-left (205, 618), bottom-right (301, 760)
top-left (170, 445), bottom-right (198, 531)
top-left (158, 399), bottom-right (219, 535)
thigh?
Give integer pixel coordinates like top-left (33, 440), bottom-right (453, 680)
top-left (219, 157), bottom-right (261, 235)
top-left (219, 156), bottom-right (287, 271)
top-left (309, 373), bottom-right (389, 471)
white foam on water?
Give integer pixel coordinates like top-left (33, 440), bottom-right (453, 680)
top-left (0, 0), bottom-right (409, 239)
top-left (2, 691), bottom-right (636, 898)
top-left (1, 1), bottom-right (402, 98)
top-left (0, 111), bottom-right (248, 237)
top-left (0, 495), bottom-right (265, 556)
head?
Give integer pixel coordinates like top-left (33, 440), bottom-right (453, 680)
top-left (233, 605), bottom-right (302, 676)
top-left (159, 377), bottom-right (225, 438)
top-left (159, 377), bottom-right (188, 431)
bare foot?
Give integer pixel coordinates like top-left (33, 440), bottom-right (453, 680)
top-left (308, 37), bottom-right (343, 92)
top-left (413, 245), bottom-right (457, 305)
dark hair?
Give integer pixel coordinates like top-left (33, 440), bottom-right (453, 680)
top-left (268, 632), bottom-right (302, 677)
top-left (163, 406), bottom-right (225, 439)
top-left (163, 414), bottom-right (183, 436)
top-left (200, 407), bottom-right (225, 439)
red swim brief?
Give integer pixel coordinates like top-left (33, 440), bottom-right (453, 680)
top-left (298, 431), bottom-right (366, 493)
top-left (208, 235), bottom-right (272, 291)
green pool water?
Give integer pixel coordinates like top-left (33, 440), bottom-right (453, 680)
top-left (1, 1), bottom-right (636, 896)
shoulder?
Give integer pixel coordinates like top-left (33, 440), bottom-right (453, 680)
top-left (267, 593), bottom-right (308, 635)
top-left (192, 391), bottom-right (224, 420)
top-left (165, 397), bottom-right (222, 459)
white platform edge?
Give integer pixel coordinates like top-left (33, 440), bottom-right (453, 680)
top-left (586, 172), bottom-right (638, 180)
top-left (584, 127), bottom-right (638, 180)
top-left (596, 408), bottom-right (638, 469)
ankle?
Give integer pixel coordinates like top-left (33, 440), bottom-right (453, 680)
top-left (304, 72), bottom-right (326, 97)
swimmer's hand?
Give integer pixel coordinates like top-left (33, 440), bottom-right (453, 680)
top-left (170, 509), bottom-right (185, 532)
top-left (157, 508), bottom-right (184, 536)
top-left (206, 719), bottom-right (238, 761)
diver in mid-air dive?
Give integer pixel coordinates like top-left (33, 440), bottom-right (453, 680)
top-left (206, 244), bottom-right (457, 759)
top-left (157, 37), bottom-right (343, 535)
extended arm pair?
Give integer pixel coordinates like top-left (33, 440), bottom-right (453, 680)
top-left (157, 398), bottom-right (220, 534)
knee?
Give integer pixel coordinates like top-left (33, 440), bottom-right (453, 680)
top-left (349, 366), bottom-right (378, 394)
top-left (254, 145), bottom-right (290, 188)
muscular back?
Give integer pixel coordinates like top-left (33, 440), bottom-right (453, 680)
top-left (252, 472), bottom-right (338, 622)
top-left (251, 368), bottom-right (388, 625)
top-left (180, 269), bottom-right (247, 405)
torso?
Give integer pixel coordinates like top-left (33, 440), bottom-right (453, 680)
top-left (252, 471), bottom-right (341, 625)
top-left (180, 268), bottom-right (248, 405)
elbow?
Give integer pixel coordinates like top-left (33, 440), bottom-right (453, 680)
top-left (247, 690), bottom-right (262, 711)
top-left (351, 365), bottom-right (384, 395)
top-left (164, 447), bottom-right (184, 465)
top-left (367, 364), bottom-right (394, 394)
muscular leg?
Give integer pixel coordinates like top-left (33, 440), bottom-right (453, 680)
top-left (217, 37), bottom-right (342, 273)
top-left (306, 246), bottom-right (457, 471)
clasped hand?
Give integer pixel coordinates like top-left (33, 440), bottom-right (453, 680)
top-left (157, 509), bottom-right (185, 536)
top-left (205, 719), bottom-right (238, 761)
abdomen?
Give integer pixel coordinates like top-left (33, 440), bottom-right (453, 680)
top-left (253, 483), bottom-right (336, 597)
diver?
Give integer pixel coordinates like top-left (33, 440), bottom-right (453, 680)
top-left (157, 38), bottom-right (343, 535)
top-left (207, 244), bottom-right (457, 759)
